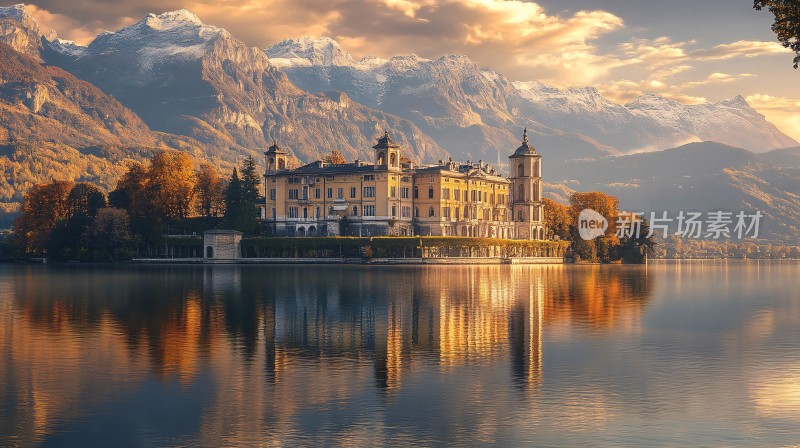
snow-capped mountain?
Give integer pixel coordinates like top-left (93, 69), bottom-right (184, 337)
top-left (42, 10), bottom-right (446, 164)
top-left (0, 3), bottom-right (42, 58)
top-left (267, 37), bottom-right (798, 156)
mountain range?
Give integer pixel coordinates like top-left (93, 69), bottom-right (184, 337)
top-left (0, 4), bottom-right (798, 243)
top-left (267, 36), bottom-right (796, 159)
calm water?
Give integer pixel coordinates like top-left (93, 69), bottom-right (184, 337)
top-left (1, 261), bottom-right (799, 447)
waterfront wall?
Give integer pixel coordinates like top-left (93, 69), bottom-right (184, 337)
top-left (160, 236), bottom-right (569, 261)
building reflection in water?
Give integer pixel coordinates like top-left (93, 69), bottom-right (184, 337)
top-left (1, 264), bottom-right (654, 445)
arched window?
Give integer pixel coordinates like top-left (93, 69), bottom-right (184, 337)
top-left (278, 159), bottom-right (286, 170)
top-left (352, 206), bottom-right (358, 216)
top-left (413, 186), bottom-right (419, 199)
top-left (377, 152), bottom-right (385, 166)
top-left (428, 186), bottom-right (434, 199)
top-left (428, 206), bottom-right (435, 217)
top-left (268, 157), bottom-right (275, 171)
top-left (390, 153), bottom-right (397, 167)
top-left (518, 163), bottom-right (525, 177)
top-left (518, 210), bottom-right (524, 222)
top-left (517, 184), bottom-right (525, 201)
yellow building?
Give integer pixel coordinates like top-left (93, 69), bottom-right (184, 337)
top-left (263, 130), bottom-right (544, 239)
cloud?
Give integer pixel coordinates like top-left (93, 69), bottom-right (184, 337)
top-left (745, 94), bottom-right (800, 142)
top-left (23, 0), bottom-right (626, 86)
top-left (693, 40), bottom-right (793, 60)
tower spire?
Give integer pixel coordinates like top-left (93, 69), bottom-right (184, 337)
top-left (523, 127), bottom-right (528, 144)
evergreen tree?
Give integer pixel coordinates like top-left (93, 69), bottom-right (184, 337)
top-left (240, 156), bottom-right (262, 233)
top-left (225, 168), bottom-right (245, 231)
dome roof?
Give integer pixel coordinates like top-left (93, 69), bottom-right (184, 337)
top-left (373, 130), bottom-right (400, 149)
top-left (512, 128), bottom-right (539, 156)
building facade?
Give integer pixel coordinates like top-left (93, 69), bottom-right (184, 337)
top-left (263, 130), bottom-right (545, 239)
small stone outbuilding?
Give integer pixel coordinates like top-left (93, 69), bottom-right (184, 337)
top-left (203, 230), bottom-right (243, 260)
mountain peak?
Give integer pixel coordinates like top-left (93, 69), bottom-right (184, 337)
top-left (140, 9), bottom-right (203, 29)
top-left (718, 94), bottom-right (751, 110)
top-left (0, 4), bottom-right (30, 21)
top-left (0, 3), bottom-right (43, 58)
top-left (266, 36), bottom-right (359, 68)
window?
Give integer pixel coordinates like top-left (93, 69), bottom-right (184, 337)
top-left (364, 174), bottom-right (375, 181)
top-left (271, 207), bottom-right (276, 219)
top-left (315, 207), bottom-right (320, 219)
top-left (442, 188), bottom-right (450, 200)
top-left (337, 187), bottom-right (344, 199)
top-left (454, 189), bottom-right (459, 202)
top-left (463, 190), bottom-right (468, 201)
top-left (428, 206), bottom-right (435, 217)
top-left (518, 163), bottom-right (524, 177)
top-left (349, 187), bottom-right (356, 198)
top-left (302, 186), bottom-right (309, 200)
top-left (390, 153), bottom-right (397, 167)
top-left (414, 207), bottom-right (419, 218)
top-left (363, 186), bottom-right (376, 198)
top-left (401, 206), bottom-right (411, 218)
top-left (377, 152), bottom-right (385, 166)
top-left (483, 209), bottom-right (489, 221)
top-left (401, 187), bottom-right (409, 199)
top-left (428, 186), bottom-right (434, 199)
top-left (413, 186), bottom-right (419, 199)
top-left (390, 186), bottom-right (397, 198)
top-left (288, 207), bottom-right (299, 218)
top-left (289, 189), bottom-right (299, 200)
top-left (327, 188), bottom-right (333, 199)
top-left (303, 207), bottom-right (308, 219)
top-left (401, 176), bottom-right (410, 183)
top-left (443, 207), bottom-right (451, 218)
top-left (352, 206), bottom-right (358, 216)
top-left (517, 184), bottom-right (525, 201)
top-left (490, 194), bottom-right (495, 205)
top-left (518, 210), bottom-right (524, 222)
top-left (269, 189), bottom-right (276, 201)
top-left (455, 207), bottom-right (460, 220)
top-left (364, 205), bottom-right (376, 216)
top-left (392, 205), bottom-right (397, 217)
top-left (315, 188), bottom-right (321, 199)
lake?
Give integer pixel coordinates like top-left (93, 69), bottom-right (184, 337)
top-left (1, 261), bottom-right (799, 447)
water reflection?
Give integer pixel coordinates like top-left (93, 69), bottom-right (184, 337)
top-left (7, 262), bottom-right (796, 445)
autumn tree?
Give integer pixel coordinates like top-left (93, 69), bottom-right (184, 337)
top-left (542, 198), bottom-right (572, 240)
top-left (15, 180), bottom-right (74, 254)
top-left (568, 191), bottom-right (621, 263)
top-left (195, 162), bottom-right (225, 217)
top-left (83, 208), bottom-right (134, 261)
top-left (109, 161), bottom-right (149, 217)
top-left (322, 150), bottom-right (347, 165)
top-left (754, 0), bottom-right (800, 68)
top-left (147, 150), bottom-right (197, 221)
top-left (49, 183), bottom-right (107, 260)
top-left (66, 183), bottom-right (107, 218)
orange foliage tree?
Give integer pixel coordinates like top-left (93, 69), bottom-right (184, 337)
top-left (15, 180), bottom-right (74, 254)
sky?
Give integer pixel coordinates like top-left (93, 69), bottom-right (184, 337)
top-left (9, 0), bottom-right (800, 142)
